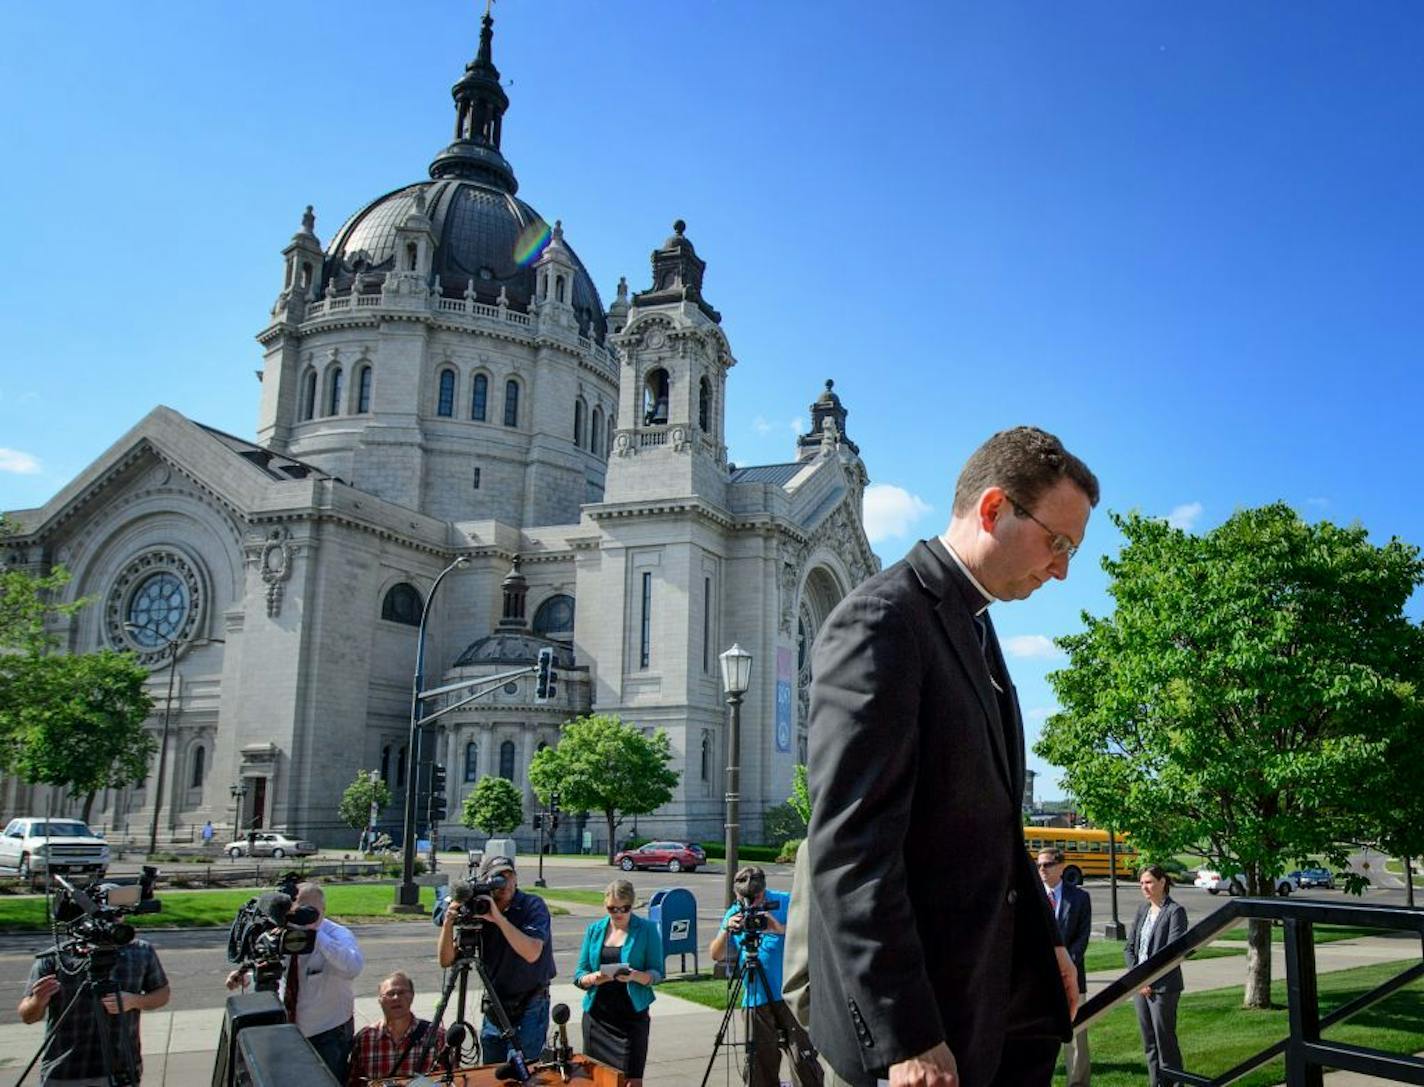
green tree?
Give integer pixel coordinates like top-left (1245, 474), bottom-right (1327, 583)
top-left (527, 714), bottom-right (681, 863)
top-left (788, 763), bottom-right (811, 824)
top-left (461, 776), bottom-right (524, 837)
top-left (338, 770), bottom-right (392, 848)
top-left (1, 537), bottom-right (156, 820)
top-left (1036, 504), bottom-right (1424, 1008)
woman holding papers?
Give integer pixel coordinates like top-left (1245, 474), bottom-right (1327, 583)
top-left (573, 878), bottom-right (664, 1086)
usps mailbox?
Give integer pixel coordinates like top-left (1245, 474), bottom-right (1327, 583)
top-left (647, 887), bottom-right (699, 976)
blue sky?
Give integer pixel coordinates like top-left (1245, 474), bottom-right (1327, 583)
top-left (3, 3), bottom-right (1423, 797)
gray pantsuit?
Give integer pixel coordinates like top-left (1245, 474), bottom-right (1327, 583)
top-left (1133, 989), bottom-right (1182, 1086)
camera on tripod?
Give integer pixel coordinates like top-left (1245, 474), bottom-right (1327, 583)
top-left (225, 873), bottom-right (318, 990)
top-left (446, 872), bottom-right (508, 953)
top-left (52, 867), bottom-right (162, 949)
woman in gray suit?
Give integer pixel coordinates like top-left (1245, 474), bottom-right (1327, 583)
top-left (1125, 864), bottom-right (1188, 1085)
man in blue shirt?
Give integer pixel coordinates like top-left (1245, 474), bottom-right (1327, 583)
top-left (436, 855), bottom-right (556, 1066)
top-left (710, 866), bottom-right (823, 1087)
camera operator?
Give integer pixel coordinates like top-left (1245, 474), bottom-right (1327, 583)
top-left (709, 866), bottom-right (822, 1087)
top-left (226, 881), bottom-right (364, 1081)
top-left (18, 935), bottom-right (170, 1085)
top-left (436, 855), bottom-right (555, 1066)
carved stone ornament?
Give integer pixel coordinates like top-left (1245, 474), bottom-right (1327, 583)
top-left (259, 528), bottom-right (294, 617)
top-left (646, 328), bottom-right (666, 350)
top-left (614, 431), bottom-right (634, 457)
top-left (671, 425), bottom-right (691, 453)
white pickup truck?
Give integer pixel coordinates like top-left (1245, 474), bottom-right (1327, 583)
top-left (0, 818), bottom-right (111, 883)
top-left (1193, 868), bottom-right (1298, 896)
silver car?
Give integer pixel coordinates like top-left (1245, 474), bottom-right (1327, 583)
top-left (225, 831), bottom-right (317, 859)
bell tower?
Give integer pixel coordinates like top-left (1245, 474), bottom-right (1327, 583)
top-left (603, 222), bottom-right (733, 505)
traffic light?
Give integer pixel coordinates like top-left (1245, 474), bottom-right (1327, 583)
top-left (535, 647), bottom-right (558, 701)
top-left (428, 763), bottom-right (448, 822)
top-left (533, 813), bottom-right (544, 830)
top-left (549, 791), bottom-right (560, 831)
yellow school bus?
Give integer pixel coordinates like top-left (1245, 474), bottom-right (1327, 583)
top-left (1023, 826), bottom-right (1138, 884)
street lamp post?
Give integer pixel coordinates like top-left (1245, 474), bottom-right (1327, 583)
top-left (397, 555), bottom-right (469, 908)
top-left (229, 781), bottom-right (248, 846)
top-left (125, 624), bottom-right (180, 857)
top-left (1104, 827), bottom-right (1126, 939)
top-left (719, 643), bottom-right (753, 910)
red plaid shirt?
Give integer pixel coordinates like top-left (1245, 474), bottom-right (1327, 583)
top-left (346, 1017), bottom-right (446, 1086)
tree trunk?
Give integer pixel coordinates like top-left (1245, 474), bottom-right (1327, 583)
top-left (1243, 916), bottom-right (1274, 1008)
top-left (81, 790), bottom-right (96, 824)
top-left (605, 810), bottom-right (617, 865)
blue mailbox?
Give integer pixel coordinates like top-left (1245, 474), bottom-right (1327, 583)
top-left (647, 887), bottom-right (699, 977)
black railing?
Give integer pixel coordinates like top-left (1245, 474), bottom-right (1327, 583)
top-left (1075, 898), bottom-right (1424, 1086)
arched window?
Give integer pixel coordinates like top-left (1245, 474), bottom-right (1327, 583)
top-left (396, 745), bottom-right (407, 786)
top-left (381, 583), bottom-right (424, 626)
top-left (503, 380), bottom-right (519, 427)
top-left (643, 368), bottom-right (669, 426)
top-left (327, 368), bottom-right (344, 416)
top-left (301, 370), bottom-right (318, 421)
top-left (532, 595), bottom-right (575, 638)
top-left (190, 745), bottom-right (206, 789)
top-left (406, 242), bottom-right (418, 272)
top-left (591, 407), bottom-right (603, 454)
top-left (357, 366), bottom-right (372, 413)
top-left (555, 275), bottom-right (566, 303)
top-left (471, 374), bottom-right (488, 421)
top-left (437, 370), bottom-right (456, 417)
top-left (381, 745), bottom-right (391, 784)
top-left (300, 262), bottom-right (313, 290)
top-left (573, 399), bottom-right (585, 446)
top-left (701, 731), bottom-right (712, 782)
top-left (499, 740), bottom-right (516, 781)
top-left (699, 377), bottom-right (712, 431)
top-left (464, 741), bottom-right (479, 783)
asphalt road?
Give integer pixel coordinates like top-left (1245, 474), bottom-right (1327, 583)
top-left (0, 858), bottom-right (1411, 1028)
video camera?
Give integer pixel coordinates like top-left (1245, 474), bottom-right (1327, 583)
top-left (734, 900), bottom-right (770, 934)
top-left (226, 873), bottom-right (318, 991)
top-left (51, 866), bottom-right (162, 948)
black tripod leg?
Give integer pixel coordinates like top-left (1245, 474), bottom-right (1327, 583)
top-left (418, 960), bottom-right (468, 1071)
top-left (699, 964), bottom-right (747, 1087)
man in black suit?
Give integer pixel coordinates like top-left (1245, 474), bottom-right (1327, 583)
top-left (807, 426), bottom-right (1098, 1087)
top-left (1038, 848), bottom-right (1092, 1086)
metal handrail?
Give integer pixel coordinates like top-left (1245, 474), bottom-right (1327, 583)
top-left (1074, 897), bottom-right (1424, 1086)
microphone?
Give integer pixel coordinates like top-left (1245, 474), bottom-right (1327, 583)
top-left (492, 1049), bottom-right (531, 1082)
top-left (256, 891), bottom-right (293, 925)
top-left (440, 1022), bottom-right (467, 1074)
top-left (449, 879), bottom-right (473, 904)
top-left (550, 1003), bottom-right (573, 1081)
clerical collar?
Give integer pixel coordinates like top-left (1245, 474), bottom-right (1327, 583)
top-left (940, 536), bottom-right (996, 615)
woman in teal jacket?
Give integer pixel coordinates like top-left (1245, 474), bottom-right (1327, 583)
top-left (573, 878), bottom-right (663, 1085)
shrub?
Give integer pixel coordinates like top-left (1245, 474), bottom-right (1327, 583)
top-left (776, 837), bottom-right (803, 864)
top-left (761, 803), bottom-right (807, 848)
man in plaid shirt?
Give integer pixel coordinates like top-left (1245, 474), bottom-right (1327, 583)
top-left (347, 971), bottom-right (447, 1086)
top-left (18, 937), bottom-right (170, 1085)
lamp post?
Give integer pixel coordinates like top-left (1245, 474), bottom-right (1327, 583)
top-left (1104, 827), bottom-right (1126, 939)
top-left (397, 555), bottom-right (469, 908)
top-left (719, 643), bottom-right (753, 909)
top-left (229, 781), bottom-right (248, 846)
top-left (125, 624), bottom-right (180, 857)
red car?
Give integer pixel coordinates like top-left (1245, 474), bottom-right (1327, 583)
top-left (613, 841), bottom-right (706, 873)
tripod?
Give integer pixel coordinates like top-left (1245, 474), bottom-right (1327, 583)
top-left (17, 940), bottom-right (142, 1087)
top-left (418, 923), bottom-right (527, 1080)
top-left (699, 935), bottom-right (773, 1087)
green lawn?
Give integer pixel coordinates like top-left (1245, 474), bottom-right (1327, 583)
top-left (1054, 958), bottom-right (1424, 1086)
top-left (0, 882), bottom-right (580, 932)
top-left (1084, 939), bottom-right (1243, 973)
top-left (1217, 924), bottom-right (1395, 945)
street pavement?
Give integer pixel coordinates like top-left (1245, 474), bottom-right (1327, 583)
top-left (0, 857), bottom-right (1417, 1085)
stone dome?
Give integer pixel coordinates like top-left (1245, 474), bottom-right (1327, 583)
top-left (322, 179), bottom-right (607, 342)
top-left (452, 632), bottom-right (576, 669)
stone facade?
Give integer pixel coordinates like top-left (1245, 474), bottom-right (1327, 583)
top-left (0, 14), bottom-right (878, 850)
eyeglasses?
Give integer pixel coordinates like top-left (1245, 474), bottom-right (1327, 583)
top-left (1003, 492), bottom-right (1080, 559)
top-left (606, 904), bottom-right (632, 915)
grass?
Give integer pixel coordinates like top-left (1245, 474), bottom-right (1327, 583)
top-left (1217, 924), bottom-right (1391, 945)
top-left (1053, 958), bottom-right (1424, 1086)
top-left (1084, 939), bottom-right (1243, 973)
top-left (0, 882), bottom-right (578, 932)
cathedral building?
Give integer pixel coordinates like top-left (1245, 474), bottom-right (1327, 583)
top-left (1, 12), bottom-right (877, 849)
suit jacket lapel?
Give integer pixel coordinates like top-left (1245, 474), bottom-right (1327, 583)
top-left (981, 608), bottom-right (1025, 798)
top-left (905, 540), bottom-right (1016, 801)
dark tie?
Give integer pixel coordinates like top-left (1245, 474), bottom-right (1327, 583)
top-left (284, 953), bottom-right (301, 1023)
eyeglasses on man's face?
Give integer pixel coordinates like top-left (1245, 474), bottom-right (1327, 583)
top-left (606, 904), bottom-right (632, 915)
top-left (1003, 492), bottom-right (1080, 559)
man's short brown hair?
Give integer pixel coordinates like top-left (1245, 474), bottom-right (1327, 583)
top-left (952, 426), bottom-right (1100, 516)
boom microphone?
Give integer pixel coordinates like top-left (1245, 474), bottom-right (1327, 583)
top-left (256, 891), bottom-right (293, 925)
top-left (441, 1022), bottom-right (467, 1071)
top-left (450, 879), bottom-right (473, 904)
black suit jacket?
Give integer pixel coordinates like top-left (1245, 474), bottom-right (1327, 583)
top-left (806, 539), bottom-right (1070, 1086)
top-left (1051, 880), bottom-right (1092, 994)
top-left (1125, 897), bottom-right (1188, 992)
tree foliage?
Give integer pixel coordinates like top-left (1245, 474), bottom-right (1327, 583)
top-left (337, 770), bottom-right (392, 833)
top-left (1, 543), bottom-right (156, 814)
top-left (1036, 504), bottom-right (1424, 1007)
top-left (788, 763), bottom-right (812, 825)
top-left (527, 714), bottom-right (681, 863)
top-left (461, 776), bottom-right (524, 837)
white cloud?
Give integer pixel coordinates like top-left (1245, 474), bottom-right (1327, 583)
top-left (1003, 634), bottom-right (1062, 660)
top-left (1166, 501), bottom-right (1203, 530)
top-left (0, 448), bottom-right (41, 475)
top-left (789, 417), bottom-right (805, 435)
top-left (1025, 706), bottom-right (1055, 722)
top-left (861, 484), bottom-right (933, 544)
top-left (752, 416), bottom-right (773, 435)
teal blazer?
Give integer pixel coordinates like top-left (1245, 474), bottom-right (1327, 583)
top-left (574, 912), bottom-right (664, 1014)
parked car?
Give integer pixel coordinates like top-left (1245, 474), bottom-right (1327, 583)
top-left (1194, 868), bottom-right (1298, 896)
top-left (612, 841), bottom-right (705, 873)
top-left (0, 818), bottom-right (110, 883)
top-left (1289, 866), bottom-right (1336, 889)
top-left (225, 831), bottom-right (317, 859)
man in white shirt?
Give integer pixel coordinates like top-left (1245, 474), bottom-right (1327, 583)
top-left (228, 881), bottom-right (364, 1080)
